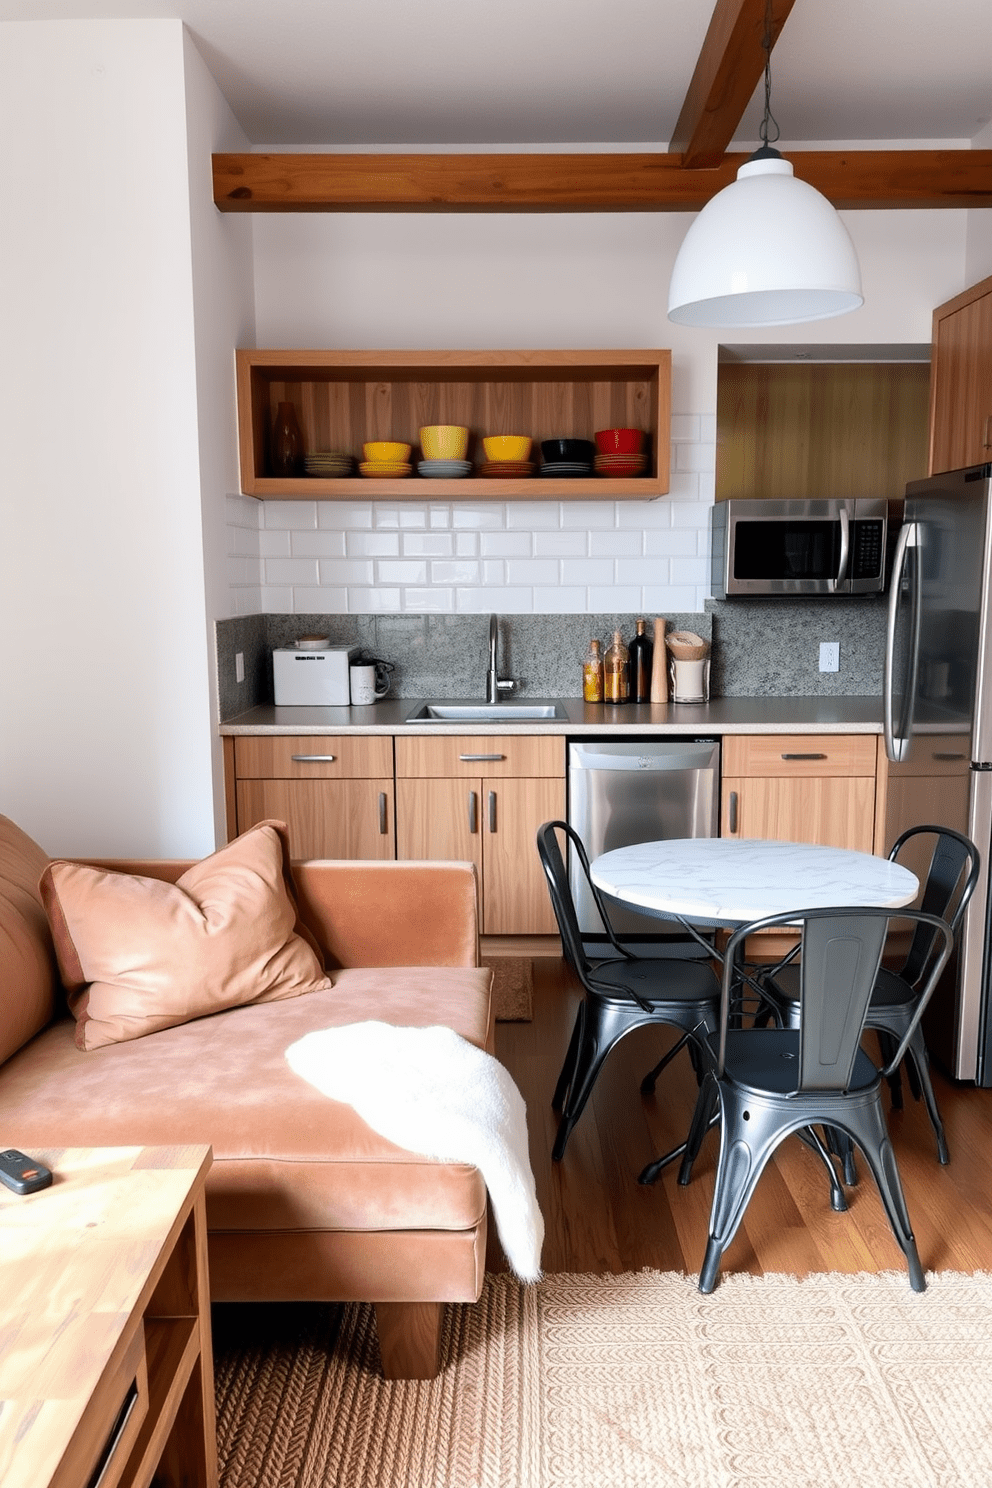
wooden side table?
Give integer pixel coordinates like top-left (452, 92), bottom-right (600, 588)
top-left (0, 1145), bottom-right (217, 1488)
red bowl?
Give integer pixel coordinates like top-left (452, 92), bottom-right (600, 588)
top-left (595, 427), bottom-right (645, 455)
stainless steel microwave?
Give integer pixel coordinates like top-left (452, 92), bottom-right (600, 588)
top-left (710, 498), bottom-right (889, 597)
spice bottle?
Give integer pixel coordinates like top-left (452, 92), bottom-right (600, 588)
top-left (603, 630), bottom-right (630, 703)
top-left (629, 617), bottom-right (654, 704)
top-left (583, 639), bottom-right (604, 703)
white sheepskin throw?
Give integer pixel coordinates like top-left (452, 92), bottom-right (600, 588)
top-left (286, 1021), bottom-right (544, 1283)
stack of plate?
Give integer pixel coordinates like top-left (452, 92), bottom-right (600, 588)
top-left (304, 451), bottom-right (353, 477)
top-left (594, 452), bottom-right (648, 477)
top-left (478, 461), bottom-right (535, 479)
top-left (359, 460), bottom-right (412, 478)
top-left (417, 458), bottom-right (473, 479)
top-left (540, 461), bottom-right (594, 478)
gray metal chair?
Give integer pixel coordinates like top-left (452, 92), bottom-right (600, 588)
top-left (677, 904), bottom-right (954, 1294)
top-left (536, 820), bottom-right (722, 1162)
top-left (755, 826), bottom-right (979, 1165)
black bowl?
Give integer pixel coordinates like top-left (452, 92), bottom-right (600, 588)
top-left (541, 437), bottom-right (596, 463)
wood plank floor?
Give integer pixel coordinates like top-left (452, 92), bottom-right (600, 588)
top-left (493, 956), bottom-right (992, 1280)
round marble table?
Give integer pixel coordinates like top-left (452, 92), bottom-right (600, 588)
top-left (590, 837), bottom-right (919, 928)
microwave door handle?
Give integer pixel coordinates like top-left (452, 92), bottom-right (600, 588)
top-left (883, 520), bottom-right (920, 762)
top-left (832, 507), bottom-right (850, 591)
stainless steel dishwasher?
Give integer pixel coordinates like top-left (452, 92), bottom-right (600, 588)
top-left (567, 739), bottom-right (720, 942)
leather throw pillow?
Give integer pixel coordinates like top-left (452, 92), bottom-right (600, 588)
top-left (39, 820), bottom-right (333, 1051)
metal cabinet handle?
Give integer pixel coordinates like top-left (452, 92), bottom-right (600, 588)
top-left (984, 414), bottom-right (992, 450)
top-left (378, 792), bottom-right (388, 834)
top-left (468, 791), bottom-right (478, 834)
top-left (728, 790), bottom-right (738, 834)
top-left (459, 753), bottom-right (505, 762)
top-left (488, 790), bottom-right (497, 832)
top-left (780, 752), bottom-right (828, 760)
top-left (934, 752), bottom-right (965, 761)
top-left (291, 754), bottom-right (336, 762)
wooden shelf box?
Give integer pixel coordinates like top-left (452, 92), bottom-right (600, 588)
top-left (236, 347), bottom-right (671, 501)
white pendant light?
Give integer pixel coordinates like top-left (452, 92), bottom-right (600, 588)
top-left (667, 8), bottom-right (863, 328)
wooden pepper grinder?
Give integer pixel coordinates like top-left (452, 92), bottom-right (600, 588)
top-left (650, 618), bottom-right (668, 702)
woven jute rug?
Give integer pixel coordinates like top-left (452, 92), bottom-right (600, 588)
top-left (482, 956), bottom-right (533, 1021)
top-left (213, 1269), bottom-right (992, 1488)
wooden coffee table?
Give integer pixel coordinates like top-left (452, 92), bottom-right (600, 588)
top-left (0, 1145), bottom-right (217, 1488)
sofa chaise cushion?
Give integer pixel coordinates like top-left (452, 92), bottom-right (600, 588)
top-left (0, 963), bottom-right (493, 1235)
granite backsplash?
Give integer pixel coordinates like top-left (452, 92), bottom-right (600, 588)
top-left (216, 596), bottom-right (887, 722)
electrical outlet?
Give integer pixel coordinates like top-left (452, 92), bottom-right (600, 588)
top-left (235, 652), bottom-right (245, 684)
top-left (819, 641), bottom-right (839, 673)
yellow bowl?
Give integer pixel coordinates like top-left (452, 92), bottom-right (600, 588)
top-left (419, 424), bottom-right (469, 460)
top-left (483, 434), bottom-right (531, 462)
top-left (363, 440), bottom-right (411, 462)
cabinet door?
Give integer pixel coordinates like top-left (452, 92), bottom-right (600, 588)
top-left (395, 777), bottom-right (483, 881)
top-left (722, 775), bottom-right (876, 853)
top-left (930, 287), bottom-right (992, 474)
top-left (236, 778), bottom-right (395, 859)
top-left (483, 776), bottom-right (565, 936)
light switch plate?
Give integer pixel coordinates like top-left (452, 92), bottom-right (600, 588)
top-left (819, 642), bottom-right (840, 673)
top-left (235, 652), bottom-right (245, 683)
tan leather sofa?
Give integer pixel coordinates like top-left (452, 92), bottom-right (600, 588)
top-left (0, 813), bottom-right (493, 1379)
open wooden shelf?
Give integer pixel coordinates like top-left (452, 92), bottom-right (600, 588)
top-left (236, 347), bottom-right (671, 501)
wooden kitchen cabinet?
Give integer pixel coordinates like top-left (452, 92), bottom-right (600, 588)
top-left (929, 273), bottom-right (992, 475)
top-left (231, 735), bottom-right (395, 859)
top-left (721, 734), bottom-right (879, 852)
top-left (236, 348), bottom-right (671, 501)
top-left (395, 735), bottom-right (565, 935)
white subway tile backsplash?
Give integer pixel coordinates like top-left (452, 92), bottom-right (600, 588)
top-left (480, 532), bottom-right (532, 557)
top-left (590, 530), bottom-right (643, 557)
top-left (318, 558), bottom-right (375, 585)
top-left (291, 530), bottom-right (348, 558)
top-left (377, 559), bottom-right (429, 585)
top-left (431, 559), bottom-right (482, 585)
top-left (402, 532), bottom-right (454, 557)
top-left (264, 557), bottom-right (320, 585)
top-left (292, 586), bottom-right (349, 612)
top-left (534, 531), bottom-right (586, 557)
top-left (346, 531), bottom-right (401, 557)
top-left (228, 415), bottom-right (719, 616)
top-left (348, 587), bottom-right (402, 612)
top-left (505, 502), bottom-right (560, 530)
top-left (560, 557), bottom-right (615, 585)
top-left (506, 557), bottom-right (561, 585)
top-left (403, 587), bottom-right (455, 612)
top-left (264, 501), bottom-right (317, 530)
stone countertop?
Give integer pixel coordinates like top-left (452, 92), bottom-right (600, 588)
top-left (219, 696), bottom-right (893, 737)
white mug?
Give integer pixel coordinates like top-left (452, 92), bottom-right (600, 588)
top-left (670, 656), bottom-right (710, 704)
top-left (350, 664), bottom-right (389, 705)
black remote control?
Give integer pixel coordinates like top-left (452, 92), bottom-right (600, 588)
top-left (0, 1149), bottom-right (53, 1195)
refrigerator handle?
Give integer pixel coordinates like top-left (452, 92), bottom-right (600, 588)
top-left (883, 520), bottom-right (920, 763)
top-left (832, 506), bottom-right (850, 590)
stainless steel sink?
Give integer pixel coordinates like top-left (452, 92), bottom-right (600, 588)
top-left (405, 701), bottom-right (569, 722)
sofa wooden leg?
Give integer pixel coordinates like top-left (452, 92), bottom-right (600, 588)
top-left (374, 1301), bottom-right (444, 1380)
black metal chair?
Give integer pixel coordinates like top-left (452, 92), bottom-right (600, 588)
top-left (675, 904), bottom-right (954, 1294)
top-left (754, 826), bottom-right (979, 1165)
top-left (536, 820), bottom-right (722, 1163)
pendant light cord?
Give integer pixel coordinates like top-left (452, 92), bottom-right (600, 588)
top-left (758, 0), bottom-right (781, 150)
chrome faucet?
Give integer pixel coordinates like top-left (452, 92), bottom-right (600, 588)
top-left (486, 613), bottom-right (516, 704)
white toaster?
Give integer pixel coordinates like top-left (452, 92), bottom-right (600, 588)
top-left (273, 646), bottom-right (359, 706)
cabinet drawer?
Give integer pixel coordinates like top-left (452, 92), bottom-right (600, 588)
top-left (723, 734), bottom-right (877, 778)
top-left (395, 734), bottom-right (565, 779)
top-left (885, 733), bottom-right (971, 777)
top-left (234, 735), bottom-right (393, 779)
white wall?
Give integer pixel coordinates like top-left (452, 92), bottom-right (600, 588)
top-left (966, 122), bottom-right (992, 283)
top-left (240, 202), bottom-right (968, 616)
top-left (181, 30), bottom-right (255, 842)
top-left (0, 19), bottom-right (243, 856)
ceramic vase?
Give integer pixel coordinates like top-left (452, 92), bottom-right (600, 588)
top-left (271, 401), bottom-right (304, 477)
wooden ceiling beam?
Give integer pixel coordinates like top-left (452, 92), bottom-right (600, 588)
top-left (213, 150), bottom-right (992, 213)
top-left (669, 0), bottom-right (798, 169)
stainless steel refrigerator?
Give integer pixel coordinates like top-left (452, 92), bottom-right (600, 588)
top-left (884, 462), bottom-right (992, 1083)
